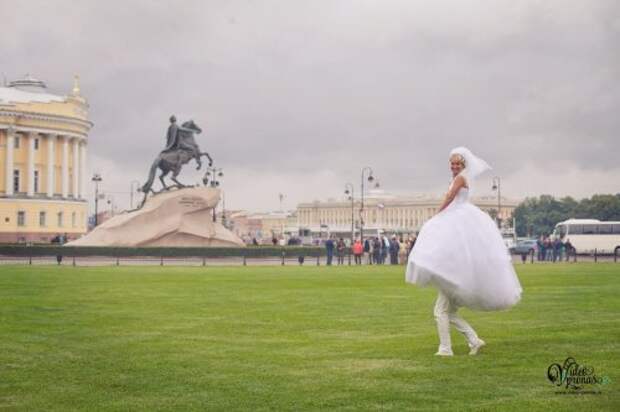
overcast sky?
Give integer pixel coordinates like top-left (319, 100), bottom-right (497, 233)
top-left (1, 0), bottom-right (619, 212)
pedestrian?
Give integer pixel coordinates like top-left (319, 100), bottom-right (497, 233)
top-left (325, 236), bottom-right (335, 266)
top-left (389, 236), bottom-right (400, 265)
top-left (536, 236), bottom-right (544, 261)
top-left (564, 239), bottom-right (573, 261)
top-left (353, 239), bottom-right (363, 265)
top-left (545, 237), bottom-right (553, 261)
top-left (381, 235), bottom-right (390, 264)
top-left (553, 237), bottom-right (562, 263)
top-left (399, 238), bottom-right (408, 265)
top-left (372, 237), bottom-right (382, 264)
top-left (364, 238), bottom-right (371, 264)
top-left (336, 238), bottom-right (346, 265)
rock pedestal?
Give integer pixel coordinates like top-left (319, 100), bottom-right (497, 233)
top-left (67, 187), bottom-right (244, 247)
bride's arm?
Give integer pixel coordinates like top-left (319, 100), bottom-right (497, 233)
top-left (437, 175), bottom-right (466, 213)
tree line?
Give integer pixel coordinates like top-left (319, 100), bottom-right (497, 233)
top-left (512, 194), bottom-right (620, 237)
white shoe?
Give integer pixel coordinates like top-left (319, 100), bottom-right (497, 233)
top-left (435, 350), bottom-right (454, 357)
top-left (469, 339), bottom-right (486, 355)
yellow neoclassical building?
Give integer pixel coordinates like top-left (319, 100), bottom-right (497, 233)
top-left (0, 74), bottom-right (93, 243)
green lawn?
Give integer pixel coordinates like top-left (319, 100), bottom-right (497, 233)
top-left (0, 263), bottom-right (618, 411)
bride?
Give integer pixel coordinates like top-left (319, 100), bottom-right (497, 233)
top-left (406, 147), bottom-right (522, 356)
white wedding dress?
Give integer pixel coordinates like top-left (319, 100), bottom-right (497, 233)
top-left (406, 174), bottom-right (522, 311)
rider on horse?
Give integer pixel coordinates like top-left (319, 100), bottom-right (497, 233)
top-left (163, 115), bottom-right (197, 153)
top-left (138, 116), bottom-right (213, 207)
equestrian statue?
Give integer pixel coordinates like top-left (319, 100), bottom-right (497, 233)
top-left (138, 115), bottom-right (214, 208)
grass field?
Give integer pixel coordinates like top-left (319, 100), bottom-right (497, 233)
top-left (0, 263), bottom-right (618, 411)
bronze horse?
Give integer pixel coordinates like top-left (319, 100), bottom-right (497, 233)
top-left (139, 120), bottom-right (213, 207)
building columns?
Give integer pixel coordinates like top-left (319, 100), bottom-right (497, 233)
top-left (5, 127), bottom-right (15, 196)
top-left (47, 134), bottom-right (56, 197)
top-left (27, 132), bottom-right (36, 197)
top-left (79, 141), bottom-right (87, 199)
top-left (61, 135), bottom-right (69, 198)
top-left (72, 138), bottom-right (79, 198)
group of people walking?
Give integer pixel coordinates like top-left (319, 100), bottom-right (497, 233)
top-left (324, 235), bottom-right (417, 265)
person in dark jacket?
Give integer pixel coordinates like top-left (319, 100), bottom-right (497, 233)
top-left (364, 238), bottom-right (372, 264)
top-left (552, 237), bottom-right (562, 262)
top-left (536, 236), bottom-right (544, 261)
top-left (564, 239), bottom-right (573, 261)
top-left (336, 238), bottom-right (346, 265)
top-left (325, 236), bottom-right (335, 266)
top-left (372, 237), bottom-right (382, 264)
top-left (389, 236), bottom-right (400, 264)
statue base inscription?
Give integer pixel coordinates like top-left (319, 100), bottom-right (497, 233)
top-left (67, 187), bottom-right (244, 247)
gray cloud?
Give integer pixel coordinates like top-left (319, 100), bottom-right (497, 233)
top-left (1, 0), bottom-right (618, 212)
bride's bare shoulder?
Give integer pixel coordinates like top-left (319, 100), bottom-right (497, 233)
top-left (452, 174), bottom-right (469, 189)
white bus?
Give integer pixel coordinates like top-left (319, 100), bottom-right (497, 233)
top-left (553, 219), bottom-right (620, 254)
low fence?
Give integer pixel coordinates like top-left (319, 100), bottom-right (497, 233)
top-left (513, 248), bottom-right (619, 264)
top-left (0, 245), bottom-right (616, 267)
top-left (0, 245), bottom-right (339, 267)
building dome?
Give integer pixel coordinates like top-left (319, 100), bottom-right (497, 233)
top-left (1, 74), bottom-right (66, 105)
top-left (8, 74), bottom-right (48, 92)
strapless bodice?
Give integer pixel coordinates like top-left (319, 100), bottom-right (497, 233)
top-left (453, 187), bottom-right (470, 204)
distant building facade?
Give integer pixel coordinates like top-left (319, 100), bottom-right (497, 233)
top-left (221, 210), bottom-right (297, 244)
top-left (0, 75), bottom-right (93, 243)
top-left (297, 189), bottom-right (519, 238)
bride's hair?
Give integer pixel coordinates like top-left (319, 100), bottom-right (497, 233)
top-left (450, 153), bottom-right (466, 168)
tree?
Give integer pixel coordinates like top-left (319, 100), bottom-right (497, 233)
top-left (512, 193), bottom-right (620, 237)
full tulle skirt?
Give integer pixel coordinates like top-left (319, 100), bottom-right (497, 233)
top-left (406, 202), bottom-right (522, 311)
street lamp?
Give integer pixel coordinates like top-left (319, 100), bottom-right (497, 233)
top-left (106, 194), bottom-right (115, 216)
top-left (344, 183), bottom-right (355, 246)
top-left (360, 166), bottom-right (375, 244)
top-left (204, 166), bottom-right (224, 221)
top-left (204, 166), bottom-right (224, 188)
top-left (492, 176), bottom-right (501, 229)
top-left (91, 173), bottom-right (102, 227)
top-left (221, 190), bottom-right (227, 227)
top-left (130, 180), bottom-right (140, 209)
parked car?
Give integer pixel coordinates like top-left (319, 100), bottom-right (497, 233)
top-left (509, 239), bottom-right (538, 255)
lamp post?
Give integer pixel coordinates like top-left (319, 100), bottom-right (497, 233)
top-left (492, 176), bottom-right (501, 229)
top-left (91, 173), bottom-right (102, 227)
top-left (106, 195), bottom-right (115, 216)
top-left (129, 180), bottom-right (140, 209)
top-left (344, 183), bottom-right (355, 246)
top-left (360, 166), bottom-right (375, 244)
top-left (205, 167), bottom-right (224, 222)
top-left (221, 190), bottom-right (227, 227)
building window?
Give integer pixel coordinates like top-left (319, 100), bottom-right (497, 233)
top-left (14, 136), bottom-right (20, 149)
top-left (72, 212), bottom-right (76, 228)
top-left (34, 138), bottom-right (40, 150)
top-left (39, 211), bottom-right (46, 227)
top-left (57, 212), bottom-right (64, 227)
top-left (34, 170), bottom-right (39, 193)
top-left (17, 211), bottom-right (26, 226)
top-left (13, 170), bottom-right (20, 192)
